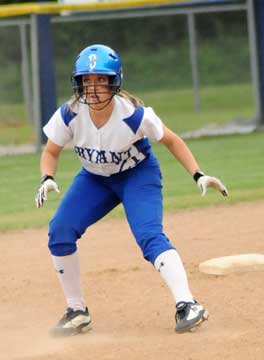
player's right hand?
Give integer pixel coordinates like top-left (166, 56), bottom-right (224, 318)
top-left (35, 175), bottom-right (60, 208)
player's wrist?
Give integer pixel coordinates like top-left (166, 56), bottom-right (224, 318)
top-left (193, 171), bottom-right (205, 183)
top-left (40, 174), bottom-right (54, 185)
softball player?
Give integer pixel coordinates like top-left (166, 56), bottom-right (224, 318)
top-left (35, 44), bottom-right (228, 337)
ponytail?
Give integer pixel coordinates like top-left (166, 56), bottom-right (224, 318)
top-left (118, 89), bottom-right (144, 108)
top-left (68, 95), bottom-right (80, 113)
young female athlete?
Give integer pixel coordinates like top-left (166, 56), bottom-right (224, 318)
top-left (35, 44), bottom-right (228, 337)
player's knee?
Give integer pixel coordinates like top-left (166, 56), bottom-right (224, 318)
top-left (134, 230), bottom-right (174, 264)
top-left (48, 219), bottom-right (78, 256)
top-left (48, 242), bottom-right (76, 256)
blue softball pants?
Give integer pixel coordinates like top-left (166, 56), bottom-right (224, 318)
top-left (48, 153), bottom-right (175, 264)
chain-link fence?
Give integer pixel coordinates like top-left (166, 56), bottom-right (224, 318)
top-left (0, 6), bottom-right (253, 145)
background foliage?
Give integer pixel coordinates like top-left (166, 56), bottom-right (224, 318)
top-left (0, 10), bottom-right (250, 104)
top-left (0, 9), bottom-right (252, 145)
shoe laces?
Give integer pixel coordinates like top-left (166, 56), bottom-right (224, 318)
top-left (176, 301), bottom-right (196, 320)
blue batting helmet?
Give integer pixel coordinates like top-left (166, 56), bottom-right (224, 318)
top-left (72, 44), bottom-right (123, 95)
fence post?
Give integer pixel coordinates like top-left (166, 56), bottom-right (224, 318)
top-left (20, 24), bottom-right (33, 124)
top-left (187, 12), bottom-right (201, 113)
top-left (30, 10), bottom-right (57, 151)
top-left (247, 0), bottom-right (264, 129)
top-left (30, 14), bottom-right (41, 152)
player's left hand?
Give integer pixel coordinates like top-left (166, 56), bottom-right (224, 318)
top-left (197, 175), bottom-right (228, 197)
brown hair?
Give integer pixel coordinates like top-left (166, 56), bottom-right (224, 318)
top-left (117, 89), bottom-right (144, 107)
top-left (68, 95), bottom-right (79, 113)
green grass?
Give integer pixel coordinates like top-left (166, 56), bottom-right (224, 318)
top-left (0, 124), bottom-right (34, 145)
top-left (0, 103), bottom-right (34, 145)
top-left (138, 83), bottom-right (254, 133)
top-left (0, 132), bottom-right (263, 231)
top-left (155, 132), bottom-right (264, 211)
top-left (0, 83), bottom-right (254, 144)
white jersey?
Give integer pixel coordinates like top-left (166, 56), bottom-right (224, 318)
top-left (43, 95), bottom-right (164, 176)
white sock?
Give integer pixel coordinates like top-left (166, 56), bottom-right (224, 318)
top-left (52, 251), bottom-right (86, 311)
top-left (154, 249), bottom-right (194, 305)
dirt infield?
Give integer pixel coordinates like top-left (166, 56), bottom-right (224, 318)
top-left (1, 201), bottom-right (264, 360)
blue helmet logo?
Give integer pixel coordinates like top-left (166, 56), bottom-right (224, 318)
top-left (72, 44), bottom-right (123, 93)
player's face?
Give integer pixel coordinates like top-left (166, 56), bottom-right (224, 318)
top-left (82, 74), bottom-right (112, 106)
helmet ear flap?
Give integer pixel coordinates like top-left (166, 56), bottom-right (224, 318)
top-left (109, 73), bottom-right (122, 94)
top-left (72, 75), bottom-right (84, 99)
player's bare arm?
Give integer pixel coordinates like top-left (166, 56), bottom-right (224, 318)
top-left (40, 139), bottom-right (63, 177)
top-left (160, 125), bottom-right (228, 197)
top-left (159, 125), bottom-right (200, 176)
top-left (35, 140), bottom-right (63, 208)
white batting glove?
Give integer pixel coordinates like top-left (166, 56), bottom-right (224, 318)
top-left (35, 175), bottom-right (60, 208)
top-left (193, 171), bottom-right (228, 197)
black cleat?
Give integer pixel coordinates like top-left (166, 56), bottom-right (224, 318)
top-left (175, 301), bottom-right (208, 333)
top-left (50, 307), bottom-right (92, 337)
